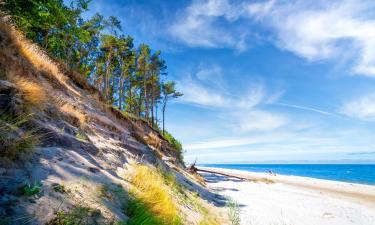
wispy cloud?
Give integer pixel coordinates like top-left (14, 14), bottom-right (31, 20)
top-left (348, 151), bottom-right (375, 156)
top-left (228, 110), bottom-right (288, 132)
top-left (169, 0), bottom-right (248, 50)
top-left (257, 0), bottom-right (375, 77)
top-left (170, 0), bottom-right (375, 76)
top-left (185, 132), bottom-right (288, 150)
top-left (340, 92), bottom-right (375, 121)
top-left (185, 128), bottom-right (375, 161)
top-left (176, 65), bottom-right (287, 132)
top-left (275, 103), bottom-right (336, 116)
top-left (177, 70), bottom-right (267, 109)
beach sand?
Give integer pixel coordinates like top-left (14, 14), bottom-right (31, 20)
top-left (198, 167), bottom-right (375, 225)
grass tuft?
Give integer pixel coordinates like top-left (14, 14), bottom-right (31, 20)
top-left (124, 163), bottom-right (182, 225)
top-left (75, 131), bottom-right (88, 141)
top-left (60, 103), bottom-right (86, 127)
top-left (227, 200), bottom-right (240, 225)
top-left (0, 113), bottom-right (39, 160)
top-left (48, 206), bottom-right (101, 225)
top-left (22, 182), bottom-right (42, 196)
top-left (13, 77), bottom-right (47, 109)
top-left (52, 183), bottom-right (66, 193)
top-left (98, 183), bottom-right (128, 205)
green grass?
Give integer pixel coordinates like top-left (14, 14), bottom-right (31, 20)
top-left (227, 200), bottom-right (240, 225)
top-left (126, 196), bottom-right (171, 225)
top-left (0, 113), bottom-right (40, 160)
top-left (161, 130), bottom-right (184, 163)
top-left (22, 182), bottom-right (42, 196)
top-left (75, 131), bottom-right (88, 141)
top-left (51, 206), bottom-right (101, 225)
top-left (52, 183), bottom-right (66, 193)
top-left (99, 183), bottom-right (127, 205)
top-left (124, 163), bottom-right (182, 225)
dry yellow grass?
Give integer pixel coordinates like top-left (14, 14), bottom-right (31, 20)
top-left (3, 20), bottom-right (67, 85)
top-left (13, 77), bottom-right (47, 108)
top-left (0, 18), bottom-right (81, 97)
top-left (124, 163), bottom-right (181, 224)
top-left (60, 103), bottom-right (86, 127)
top-left (144, 132), bottom-right (162, 149)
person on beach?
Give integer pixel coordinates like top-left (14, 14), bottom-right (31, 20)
top-left (269, 170), bottom-right (277, 176)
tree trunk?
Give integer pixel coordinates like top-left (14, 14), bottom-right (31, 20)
top-left (129, 79), bottom-right (133, 113)
top-left (144, 79), bottom-right (149, 122)
top-left (155, 102), bottom-right (158, 127)
top-left (162, 96), bottom-right (167, 136)
top-left (151, 85), bottom-right (155, 127)
top-left (138, 89), bottom-right (143, 117)
top-left (104, 52), bottom-right (112, 101)
top-left (118, 75), bottom-right (124, 110)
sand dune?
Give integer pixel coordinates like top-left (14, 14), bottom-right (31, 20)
top-left (199, 167), bottom-right (375, 225)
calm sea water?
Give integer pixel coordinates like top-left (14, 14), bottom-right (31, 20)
top-left (200, 164), bottom-right (375, 185)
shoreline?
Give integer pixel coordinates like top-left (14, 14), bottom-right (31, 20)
top-left (199, 166), bottom-right (375, 225)
top-left (198, 164), bottom-right (375, 186)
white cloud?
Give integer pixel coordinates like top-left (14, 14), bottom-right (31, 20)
top-left (169, 0), bottom-right (247, 50)
top-left (185, 132), bottom-right (289, 150)
top-left (177, 66), bottom-right (287, 132)
top-left (177, 77), bottom-right (230, 107)
top-left (276, 103), bottom-right (336, 116)
top-left (196, 64), bottom-right (222, 81)
top-left (341, 93), bottom-right (375, 121)
top-left (170, 0), bottom-right (375, 76)
top-left (259, 0), bottom-right (375, 77)
top-left (177, 72), bottom-right (269, 109)
top-left (231, 110), bottom-right (287, 132)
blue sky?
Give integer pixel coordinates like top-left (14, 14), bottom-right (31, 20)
top-left (83, 0), bottom-right (375, 164)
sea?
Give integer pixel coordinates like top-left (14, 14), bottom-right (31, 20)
top-left (199, 164), bottom-right (375, 185)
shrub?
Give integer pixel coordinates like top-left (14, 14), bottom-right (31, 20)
top-left (162, 130), bottom-right (184, 163)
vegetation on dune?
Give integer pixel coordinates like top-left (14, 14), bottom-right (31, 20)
top-left (227, 200), bottom-right (240, 225)
top-left (0, 1), bottom-right (225, 224)
top-left (124, 163), bottom-right (182, 225)
top-left (162, 130), bottom-right (184, 162)
top-left (49, 206), bottom-right (102, 225)
top-left (123, 163), bottom-right (222, 225)
top-left (22, 182), bottom-right (42, 196)
top-left (13, 77), bottom-right (47, 109)
top-left (1, 0), bottom-right (185, 162)
top-left (0, 113), bottom-right (40, 160)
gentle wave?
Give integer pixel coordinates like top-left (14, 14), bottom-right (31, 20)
top-left (200, 164), bottom-right (375, 185)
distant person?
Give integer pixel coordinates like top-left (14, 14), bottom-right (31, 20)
top-left (269, 170), bottom-right (276, 176)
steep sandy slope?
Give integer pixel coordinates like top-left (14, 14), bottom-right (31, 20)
top-left (0, 17), bottom-right (228, 224)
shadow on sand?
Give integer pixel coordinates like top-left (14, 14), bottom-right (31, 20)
top-left (199, 172), bottom-right (248, 208)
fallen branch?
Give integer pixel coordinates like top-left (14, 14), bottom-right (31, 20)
top-left (196, 168), bottom-right (248, 181)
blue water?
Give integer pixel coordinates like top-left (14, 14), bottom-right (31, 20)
top-left (200, 164), bottom-right (375, 185)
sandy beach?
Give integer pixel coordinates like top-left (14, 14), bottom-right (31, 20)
top-left (198, 167), bottom-right (375, 225)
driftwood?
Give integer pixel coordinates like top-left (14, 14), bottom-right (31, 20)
top-left (196, 168), bottom-right (248, 181)
top-left (186, 158), bottom-right (198, 173)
